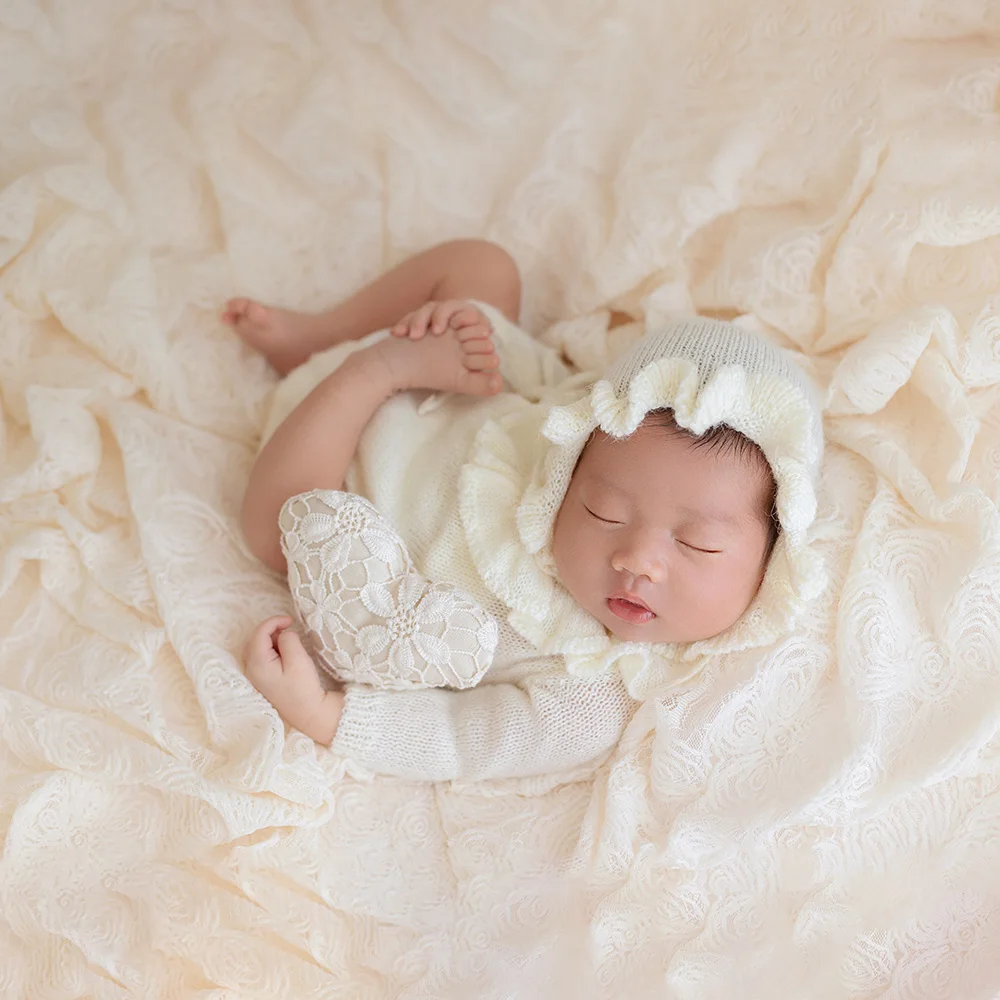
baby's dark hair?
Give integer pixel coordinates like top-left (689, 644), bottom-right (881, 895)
top-left (646, 408), bottom-right (781, 561)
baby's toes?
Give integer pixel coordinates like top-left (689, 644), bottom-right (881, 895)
top-left (246, 302), bottom-right (271, 328)
top-left (460, 337), bottom-right (496, 356)
top-left (222, 297), bottom-right (250, 324)
top-left (448, 305), bottom-right (487, 330)
top-left (463, 351), bottom-right (500, 372)
top-left (457, 369), bottom-right (504, 397)
top-left (456, 322), bottom-right (492, 342)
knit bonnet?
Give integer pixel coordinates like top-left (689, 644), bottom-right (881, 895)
top-left (459, 315), bottom-right (826, 699)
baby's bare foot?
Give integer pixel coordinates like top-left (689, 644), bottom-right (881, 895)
top-left (222, 298), bottom-right (326, 375)
top-left (373, 324), bottom-right (503, 398)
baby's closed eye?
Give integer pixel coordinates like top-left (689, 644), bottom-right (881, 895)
top-left (585, 502), bottom-right (722, 554)
top-left (678, 540), bottom-right (723, 555)
top-left (583, 504), bottom-right (623, 525)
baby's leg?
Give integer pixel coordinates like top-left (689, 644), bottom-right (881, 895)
top-left (241, 320), bottom-right (502, 573)
top-left (223, 239), bottom-right (521, 375)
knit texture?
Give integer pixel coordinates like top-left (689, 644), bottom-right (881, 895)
top-left (264, 306), bottom-right (826, 773)
top-left (461, 312), bottom-right (827, 699)
top-left (8, 7), bottom-right (1000, 993)
top-left (606, 317), bottom-right (825, 479)
top-left (263, 309), bottom-right (636, 780)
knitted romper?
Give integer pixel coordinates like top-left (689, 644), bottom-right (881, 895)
top-left (262, 306), bottom-right (825, 781)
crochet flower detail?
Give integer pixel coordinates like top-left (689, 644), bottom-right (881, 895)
top-left (295, 580), bottom-right (343, 637)
top-left (280, 489), bottom-right (498, 691)
top-left (282, 497), bottom-right (401, 575)
top-left (357, 574), bottom-right (496, 675)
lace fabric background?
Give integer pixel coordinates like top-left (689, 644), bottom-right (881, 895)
top-left (2, 1), bottom-right (1000, 997)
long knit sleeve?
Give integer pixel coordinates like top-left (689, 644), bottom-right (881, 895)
top-left (330, 668), bottom-right (636, 781)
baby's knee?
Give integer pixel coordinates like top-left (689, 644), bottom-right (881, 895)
top-left (465, 239), bottom-right (522, 320)
top-left (481, 239), bottom-right (520, 282)
top-left (479, 239), bottom-right (520, 277)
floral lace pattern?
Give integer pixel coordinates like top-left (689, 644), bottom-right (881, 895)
top-left (280, 491), bottom-right (497, 690)
top-left (4, 2), bottom-right (1000, 998)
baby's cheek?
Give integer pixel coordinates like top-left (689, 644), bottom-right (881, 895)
top-left (552, 516), bottom-right (590, 592)
top-left (712, 563), bottom-right (762, 624)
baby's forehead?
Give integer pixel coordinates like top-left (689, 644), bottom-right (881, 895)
top-left (577, 426), bottom-right (772, 518)
top-left (585, 467), bottom-right (754, 526)
top-left (582, 423), bottom-right (767, 473)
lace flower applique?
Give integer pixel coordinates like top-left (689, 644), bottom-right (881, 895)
top-left (280, 490), bottom-right (497, 691)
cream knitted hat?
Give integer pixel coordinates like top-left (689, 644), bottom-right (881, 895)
top-left (460, 315), bottom-right (827, 699)
top-left (605, 318), bottom-right (824, 473)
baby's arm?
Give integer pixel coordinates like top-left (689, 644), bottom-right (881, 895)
top-left (245, 615), bottom-right (634, 780)
top-left (241, 349), bottom-right (395, 574)
top-left (332, 671), bottom-right (634, 781)
top-left (242, 320), bottom-right (502, 573)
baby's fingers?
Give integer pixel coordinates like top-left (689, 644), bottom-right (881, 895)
top-left (245, 615), bottom-right (293, 661)
top-left (390, 312), bottom-right (413, 337)
top-left (406, 302), bottom-right (437, 340)
top-left (429, 300), bottom-right (461, 335)
top-left (276, 627), bottom-right (307, 666)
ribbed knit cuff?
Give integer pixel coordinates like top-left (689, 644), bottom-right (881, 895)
top-left (329, 686), bottom-right (379, 762)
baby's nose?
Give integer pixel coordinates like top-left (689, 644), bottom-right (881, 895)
top-left (611, 540), bottom-right (665, 583)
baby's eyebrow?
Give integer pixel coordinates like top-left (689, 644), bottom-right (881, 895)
top-left (585, 474), bottom-right (629, 496)
top-left (675, 505), bottom-right (747, 530)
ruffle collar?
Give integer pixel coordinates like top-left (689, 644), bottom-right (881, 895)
top-left (459, 353), bottom-right (826, 700)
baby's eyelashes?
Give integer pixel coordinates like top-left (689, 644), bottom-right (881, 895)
top-left (584, 500), bottom-right (723, 554)
top-left (584, 505), bottom-right (622, 525)
top-left (679, 541), bottom-right (723, 555)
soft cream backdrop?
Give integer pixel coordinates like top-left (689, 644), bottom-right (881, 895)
top-left (2, 1), bottom-right (1000, 997)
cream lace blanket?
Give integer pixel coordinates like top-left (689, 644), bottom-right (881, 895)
top-left (2, 2), bottom-right (999, 997)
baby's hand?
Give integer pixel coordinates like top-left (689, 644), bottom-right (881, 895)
top-left (390, 300), bottom-right (492, 341)
top-left (244, 615), bottom-right (343, 744)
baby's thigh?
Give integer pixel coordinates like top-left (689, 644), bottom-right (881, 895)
top-left (259, 329), bottom-right (389, 450)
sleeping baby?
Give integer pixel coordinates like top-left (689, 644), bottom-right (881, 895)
top-left (224, 240), bottom-right (824, 781)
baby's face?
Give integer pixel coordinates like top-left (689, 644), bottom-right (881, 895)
top-left (551, 422), bottom-right (773, 645)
